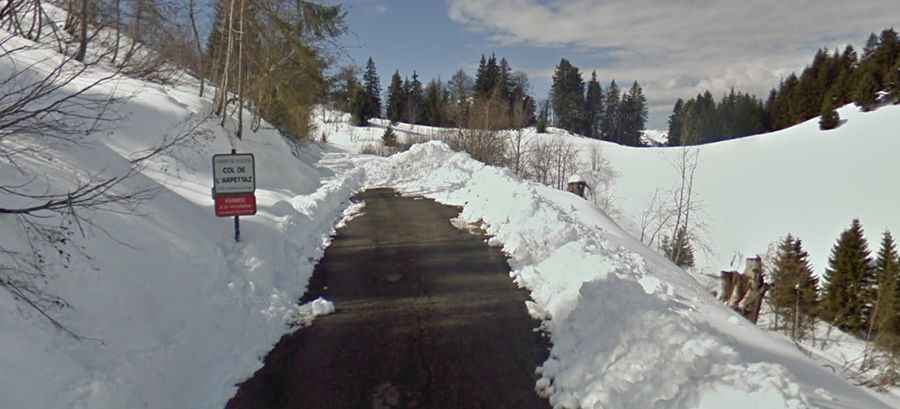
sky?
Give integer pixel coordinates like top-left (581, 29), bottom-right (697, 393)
top-left (339, 0), bottom-right (899, 129)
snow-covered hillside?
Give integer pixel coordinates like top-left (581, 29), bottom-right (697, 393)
top-left (0, 34), bottom-right (362, 408)
top-left (607, 104), bottom-right (900, 277)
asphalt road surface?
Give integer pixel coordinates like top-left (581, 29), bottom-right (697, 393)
top-left (226, 188), bottom-right (550, 409)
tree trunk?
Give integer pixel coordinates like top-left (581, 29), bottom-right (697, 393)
top-left (189, 0), bottom-right (205, 97)
top-left (111, 0), bottom-right (120, 64)
top-left (236, 0), bottom-right (245, 139)
top-left (74, 0), bottom-right (88, 62)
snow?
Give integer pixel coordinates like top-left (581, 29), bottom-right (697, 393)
top-left (350, 141), bottom-right (898, 409)
top-left (641, 129), bottom-right (670, 146)
top-left (567, 174), bottom-right (585, 184)
top-left (606, 104), bottom-right (900, 279)
top-left (0, 33), bottom-right (363, 409)
top-left (288, 297), bottom-right (336, 327)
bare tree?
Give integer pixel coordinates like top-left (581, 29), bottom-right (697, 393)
top-left (74, 0), bottom-right (89, 61)
top-left (0, 22), bottom-right (203, 337)
top-left (188, 0), bottom-right (205, 96)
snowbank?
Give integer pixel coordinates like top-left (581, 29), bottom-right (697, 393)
top-left (356, 141), bottom-right (895, 409)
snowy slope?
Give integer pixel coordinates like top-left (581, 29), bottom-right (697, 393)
top-left (349, 142), bottom-right (897, 409)
top-left (606, 104), bottom-right (900, 277)
top-left (0, 35), bottom-right (361, 408)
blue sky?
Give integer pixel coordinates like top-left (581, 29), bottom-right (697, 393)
top-left (338, 0), bottom-right (898, 129)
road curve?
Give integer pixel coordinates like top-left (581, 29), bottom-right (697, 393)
top-left (226, 188), bottom-right (550, 409)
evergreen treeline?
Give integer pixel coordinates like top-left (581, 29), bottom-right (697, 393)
top-left (343, 53), bottom-right (537, 130)
top-left (767, 220), bottom-right (900, 376)
top-left (669, 28), bottom-right (900, 145)
top-left (768, 29), bottom-right (900, 131)
top-left (550, 59), bottom-right (648, 146)
top-left (667, 90), bottom-right (768, 146)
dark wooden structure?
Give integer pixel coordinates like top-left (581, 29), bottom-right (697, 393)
top-left (719, 256), bottom-right (770, 324)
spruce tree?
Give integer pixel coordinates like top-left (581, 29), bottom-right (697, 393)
top-left (363, 57), bottom-right (382, 119)
top-left (549, 59), bottom-right (585, 134)
top-left (819, 94), bottom-right (840, 130)
top-left (602, 80), bottom-right (620, 141)
top-left (770, 235), bottom-right (819, 339)
top-left (854, 67), bottom-right (880, 111)
top-left (382, 124), bottom-right (397, 147)
top-left (536, 100), bottom-right (549, 133)
top-left (498, 58), bottom-right (514, 102)
top-left (385, 71), bottom-right (404, 124)
top-left (584, 72), bottom-right (604, 139)
top-left (873, 232), bottom-right (900, 351)
top-left (667, 99), bottom-right (684, 146)
top-left (349, 86), bottom-right (368, 126)
top-left (620, 81), bottom-right (648, 146)
top-left (821, 219), bottom-right (875, 335)
top-left (663, 227), bottom-right (694, 268)
top-left (887, 60), bottom-right (900, 104)
top-left (422, 79), bottom-right (444, 126)
top-left (405, 72), bottom-right (424, 124)
top-left (474, 55), bottom-right (488, 96)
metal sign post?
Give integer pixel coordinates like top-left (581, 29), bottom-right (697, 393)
top-left (212, 149), bottom-right (257, 242)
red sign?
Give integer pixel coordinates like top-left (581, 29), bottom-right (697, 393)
top-left (215, 193), bottom-right (257, 217)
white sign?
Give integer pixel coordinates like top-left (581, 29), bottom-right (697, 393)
top-left (213, 153), bottom-right (255, 195)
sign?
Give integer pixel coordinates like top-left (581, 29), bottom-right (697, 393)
top-left (215, 193), bottom-right (257, 217)
top-left (213, 153), bottom-right (255, 195)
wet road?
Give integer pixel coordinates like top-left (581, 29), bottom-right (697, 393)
top-left (226, 188), bottom-right (550, 409)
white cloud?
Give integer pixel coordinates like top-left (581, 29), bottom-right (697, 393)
top-left (448, 0), bottom-right (899, 127)
top-left (375, 4), bottom-right (388, 14)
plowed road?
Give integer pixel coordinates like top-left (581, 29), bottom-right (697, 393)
top-left (226, 189), bottom-right (550, 409)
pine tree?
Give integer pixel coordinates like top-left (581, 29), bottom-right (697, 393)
top-left (536, 100), bottom-right (549, 133)
top-left (863, 33), bottom-right (881, 60)
top-left (874, 231), bottom-right (900, 352)
top-left (819, 94), bottom-right (840, 130)
top-left (602, 80), bottom-right (620, 142)
top-left (498, 58), bottom-right (514, 102)
top-left (667, 99), bottom-right (684, 146)
top-left (385, 70), bottom-right (405, 124)
top-left (422, 79), bottom-right (445, 126)
top-left (822, 219), bottom-right (875, 335)
top-left (474, 55), bottom-right (488, 96)
top-left (349, 85), bottom-right (368, 126)
top-left (620, 81), bottom-right (648, 146)
top-left (854, 66), bottom-right (880, 111)
top-left (663, 227), bottom-right (694, 268)
top-left (584, 72), bottom-right (604, 139)
top-left (549, 59), bottom-right (585, 134)
top-left (405, 72), bottom-right (424, 124)
top-left (769, 235), bottom-right (819, 339)
top-left (363, 57), bottom-right (382, 119)
top-left (887, 59), bottom-right (900, 104)
top-left (382, 124), bottom-right (397, 147)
